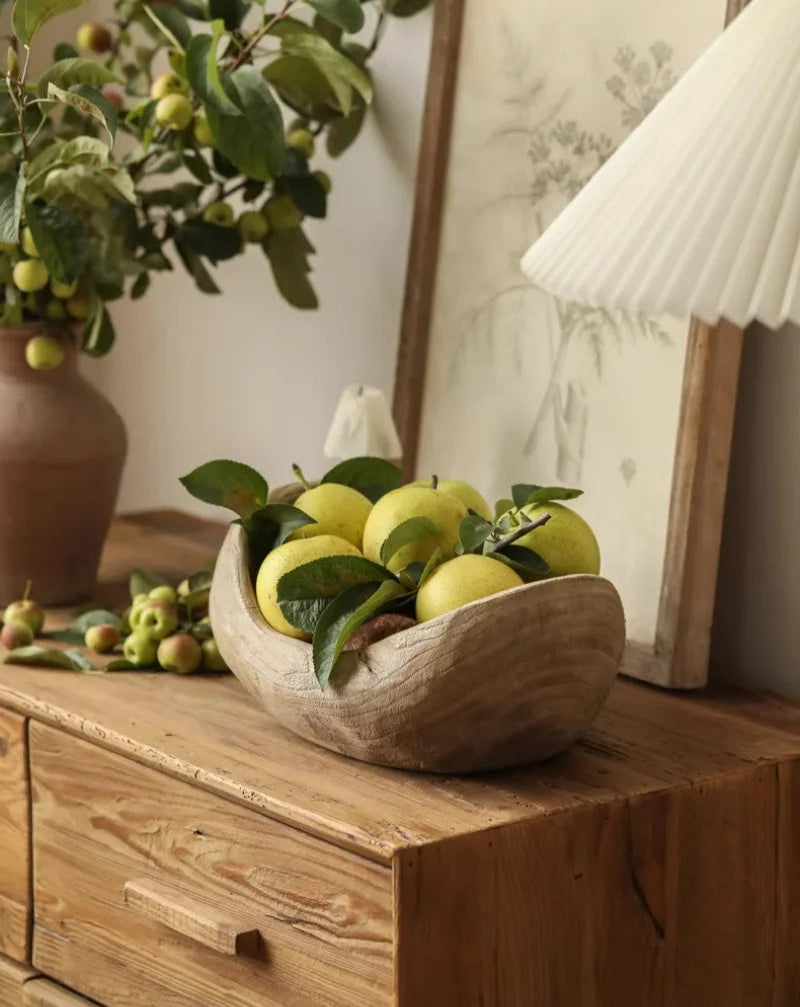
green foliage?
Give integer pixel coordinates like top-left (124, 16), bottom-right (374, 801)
top-left (180, 458), bottom-right (268, 517)
top-left (321, 456), bottom-right (403, 501)
top-left (0, 0), bottom-right (434, 335)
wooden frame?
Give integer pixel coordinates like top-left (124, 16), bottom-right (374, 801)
top-left (393, 0), bottom-right (750, 689)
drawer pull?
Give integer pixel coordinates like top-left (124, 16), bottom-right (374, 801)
top-left (123, 878), bottom-right (261, 956)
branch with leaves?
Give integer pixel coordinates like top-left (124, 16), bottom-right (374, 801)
top-left (0, 0), bottom-right (432, 357)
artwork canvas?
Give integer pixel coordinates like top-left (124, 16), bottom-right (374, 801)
top-left (394, 0), bottom-right (748, 688)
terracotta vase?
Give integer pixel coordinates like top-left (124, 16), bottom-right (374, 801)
top-left (0, 325), bottom-right (127, 605)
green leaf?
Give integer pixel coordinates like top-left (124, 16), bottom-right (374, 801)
top-left (263, 54), bottom-right (340, 118)
top-left (149, 2), bottom-right (192, 45)
top-left (321, 456), bottom-right (403, 502)
top-left (402, 547), bottom-right (443, 588)
top-left (177, 219), bottom-right (241, 262)
top-left (302, 0), bottom-right (364, 33)
top-left (244, 502), bottom-right (316, 557)
top-left (280, 173), bottom-right (327, 218)
top-left (69, 609), bottom-right (123, 633)
top-left (37, 58), bottom-right (118, 97)
top-left (459, 514), bottom-right (493, 554)
top-left (209, 0), bottom-right (248, 29)
top-left (494, 498), bottom-right (514, 521)
top-left (105, 659), bottom-right (138, 671)
top-left (53, 42), bottom-right (78, 60)
top-left (282, 32), bottom-right (372, 114)
top-left (25, 201), bottom-right (87, 284)
top-left (4, 645), bottom-right (90, 670)
top-left (386, 0), bottom-right (433, 15)
top-left (180, 459), bottom-right (268, 517)
top-left (277, 555), bottom-right (394, 634)
top-left (142, 2), bottom-right (187, 48)
top-left (511, 484), bottom-right (583, 509)
top-left (174, 236), bottom-right (221, 294)
top-left (12, 0), bottom-right (83, 43)
top-left (141, 182), bottom-right (203, 209)
top-left (493, 545), bottom-right (549, 581)
top-left (380, 516), bottom-right (437, 567)
top-left (312, 579), bottom-right (407, 688)
top-left (326, 100), bottom-right (366, 157)
top-left (0, 173), bottom-right (23, 245)
top-left (206, 64), bottom-right (286, 181)
top-left (46, 82), bottom-right (117, 141)
top-left (83, 303), bottom-right (116, 357)
top-left (130, 273), bottom-right (150, 300)
top-left (264, 227), bottom-right (317, 309)
top-left (182, 151), bottom-right (213, 185)
top-left (185, 23), bottom-right (239, 114)
top-left (129, 567), bottom-right (170, 600)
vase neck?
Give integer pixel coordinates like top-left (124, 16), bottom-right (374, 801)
top-left (0, 326), bottom-right (79, 380)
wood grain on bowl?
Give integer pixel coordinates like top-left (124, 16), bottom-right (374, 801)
top-left (210, 524), bottom-right (626, 773)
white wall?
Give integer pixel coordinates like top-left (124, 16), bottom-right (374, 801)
top-left (87, 8), bottom-right (433, 515)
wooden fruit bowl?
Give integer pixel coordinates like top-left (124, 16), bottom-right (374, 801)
top-left (210, 522), bottom-right (626, 774)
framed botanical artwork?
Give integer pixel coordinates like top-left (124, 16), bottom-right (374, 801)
top-left (393, 0), bottom-right (751, 689)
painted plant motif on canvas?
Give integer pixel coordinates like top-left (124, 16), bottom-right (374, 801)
top-left (416, 0), bottom-right (728, 644)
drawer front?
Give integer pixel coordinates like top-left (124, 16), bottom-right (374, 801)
top-left (0, 953), bottom-right (34, 1007)
top-left (0, 710), bottom-right (29, 960)
top-left (30, 724), bottom-right (392, 1007)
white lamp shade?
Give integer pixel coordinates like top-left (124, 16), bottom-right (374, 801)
top-left (521, 0), bottom-right (800, 331)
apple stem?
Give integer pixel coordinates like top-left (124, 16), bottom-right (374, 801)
top-left (490, 513), bottom-right (551, 553)
top-left (431, 474), bottom-right (439, 490)
top-left (292, 463), bottom-right (312, 491)
top-left (23, 579), bottom-right (32, 601)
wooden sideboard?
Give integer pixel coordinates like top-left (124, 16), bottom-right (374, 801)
top-left (1, 511), bottom-right (800, 1006)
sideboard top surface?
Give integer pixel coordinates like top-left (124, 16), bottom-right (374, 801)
top-left (0, 511), bottom-right (798, 864)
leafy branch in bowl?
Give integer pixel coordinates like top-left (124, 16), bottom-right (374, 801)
top-left (182, 456), bottom-right (590, 687)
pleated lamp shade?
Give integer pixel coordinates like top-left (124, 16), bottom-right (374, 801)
top-left (520, 0), bottom-right (800, 331)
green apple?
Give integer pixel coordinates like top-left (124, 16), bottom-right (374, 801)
top-left (149, 585), bottom-right (177, 605)
top-left (76, 22), bottom-right (112, 53)
top-left (13, 259), bottom-right (48, 292)
top-left (255, 535), bottom-right (362, 639)
top-left (130, 600), bottom-right (179, 640)
top-left (150, 71), bottom-right (188, 100)
top-left (312, 170), bottom-right (331, 194)
top-left (202, 201), bottom-right (235, 227)
top-left (409, 477), bottom-right (492, 521)
top-left (511, 501), bottom-right (600, 577)
top-left (1, 620), bottom-right (34, 649)
top-left (123, 629), bottom-right (159, 667)
top-left (289, 483), bottom-right (372, 549)
top-left (193, 114), bottom-right (213, 146)
top-left (51, 277), bottom-right (78, 299)
top-left (155, 93), bottom-right (193, 131)
top-left (85, 624), bottom-right (121, 653)
top-left (287, 128), bottom-right (315, 159)
top-left (263, 195), bottom-right (303, 231)
top-left (44, 299), bottom-right (67, 322)
top-left (21, 227), bottom-right (38, 257)
top-left (25, 335), bottom-right (65, 371)
top-left (66, 295), bottom-right (90, 320)
top-left (416, 554), bottom-right (523, 622)
top-left (3, 598), bottom-right (44, 636)
top-left (201, 637), bottom-right (228, 672)
top-left (237, 210), bottom-right (269, 243)
top-left (157, 633), bottom-right (202, 674)
top-left (362, 486), bottom-right (468, 573)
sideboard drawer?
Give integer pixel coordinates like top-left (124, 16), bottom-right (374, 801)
top-left (30, 724), bottom-right (393, 1007)
top-left (0, 953), bottom-right (35, 1006)
top-left (0, 709), bottom-right (29, 961)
